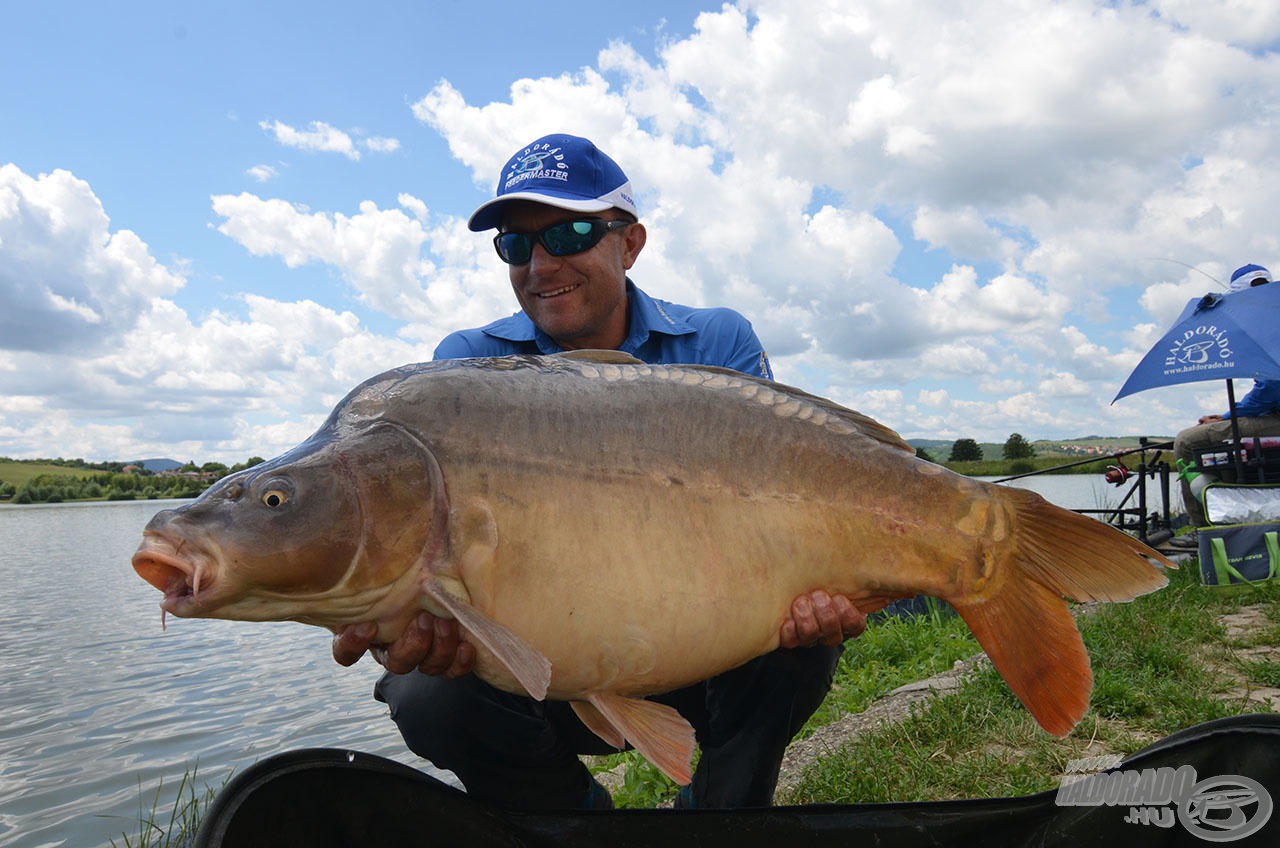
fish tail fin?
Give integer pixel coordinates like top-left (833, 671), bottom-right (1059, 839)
top-left (952, 488), bottom-right (1171, 736)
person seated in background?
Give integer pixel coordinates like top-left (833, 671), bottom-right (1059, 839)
top-left (1171, 263), bottom-right (1280, 545)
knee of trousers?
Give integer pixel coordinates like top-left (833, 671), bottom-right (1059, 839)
top-left (374, 671), bottom-right (526, 767)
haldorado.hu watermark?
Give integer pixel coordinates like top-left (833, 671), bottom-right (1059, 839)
top-left (1056, 757), bottom-right (1272, 842)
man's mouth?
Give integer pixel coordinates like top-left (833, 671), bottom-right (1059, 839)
top-left (536, 284), bottom-right (580, 299)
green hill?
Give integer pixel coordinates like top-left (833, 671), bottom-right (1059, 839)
top-left (0, 460), bottom-right (104, 488)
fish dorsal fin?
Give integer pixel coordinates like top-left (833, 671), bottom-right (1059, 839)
top-left (423, 577), bottom-right (552, 701)
top-left (586, 692), bottom-right (695, 785)
top-left (676, 364), bottom-right (915, 455)
top-left (558, 351), bottom-right (912, 455)
top-left (556, 349), bottom-right (645, 365)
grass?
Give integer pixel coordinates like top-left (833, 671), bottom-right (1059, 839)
top-left (0, 459), bottom-right (101, 488)
top-left (785, 561), bottom-right (1280, 804)
top-left (110, 765), bottom-right (226, 848)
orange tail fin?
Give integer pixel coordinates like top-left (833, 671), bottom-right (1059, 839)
top-left (953, 488), bottom-right (1171, 736)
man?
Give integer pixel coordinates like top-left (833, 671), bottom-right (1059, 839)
top-left (332, 134), bottom-right (866, 809)
top-left (1171, 263), bottom-right (1280, 544)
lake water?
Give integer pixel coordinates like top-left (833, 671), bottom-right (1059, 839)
top-left (0, 473), bottom-right (1176, 846)
top-left (978, 471), bottom-right (1185, 515)
top-left (0, 500), bottom-right (430, 848)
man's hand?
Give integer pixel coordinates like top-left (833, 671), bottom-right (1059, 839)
top-left (779, 590), bottom-right (867, 649)
top-left (1198, 414), bottom-right (1224, 425)
top-left (331, 613), bottom-right (476, 678)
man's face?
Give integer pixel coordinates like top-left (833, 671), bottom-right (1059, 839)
top-left (501, 200), bottom-right (646, 351)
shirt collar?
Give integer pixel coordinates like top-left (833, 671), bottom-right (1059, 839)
top-left (480, 279), bottom-right (696, 354)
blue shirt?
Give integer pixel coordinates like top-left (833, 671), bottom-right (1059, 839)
top-left (1224, 380), bottom-right (1280, 419)
top-left (432, 280), bottom-right (773, 378)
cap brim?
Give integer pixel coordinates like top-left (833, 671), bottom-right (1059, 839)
top-left (467, 192), bottom-right (616, 232)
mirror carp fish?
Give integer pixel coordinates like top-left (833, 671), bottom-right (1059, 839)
top-left (133, 351), bottom-right (1171, 784)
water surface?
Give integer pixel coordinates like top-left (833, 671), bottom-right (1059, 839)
top-left (0, 500), bottom-right (426, 848)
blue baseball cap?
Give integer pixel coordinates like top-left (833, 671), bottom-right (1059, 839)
top-left (1229, 263), bottom-right (1271, 292)
top-left (467, 134), bottom-right (638, 232)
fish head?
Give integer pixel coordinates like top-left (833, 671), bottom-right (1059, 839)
top-left (132, 422), bottom-right (445, 626)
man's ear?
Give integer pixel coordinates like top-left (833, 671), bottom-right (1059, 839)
top-left (621, 222), bottom-right (647, 270)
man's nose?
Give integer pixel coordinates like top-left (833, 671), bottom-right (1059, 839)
top-left (527, 241), bottom-right (563, 274)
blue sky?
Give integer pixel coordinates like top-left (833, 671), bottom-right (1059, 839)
top-left (3, 1), bottom-right (1280, 463)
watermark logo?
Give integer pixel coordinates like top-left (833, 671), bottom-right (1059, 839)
top-left (1181, 776), bottom-right (1272, 842)
top-left (1056, 761), bottom-right (1272, 842)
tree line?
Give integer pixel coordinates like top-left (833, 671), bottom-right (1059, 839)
top-left (914, 433), bottom-right (1035, 464)
top-left (0, 458), bottom-right (265, 505)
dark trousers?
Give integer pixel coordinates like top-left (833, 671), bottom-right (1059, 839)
top-left (374, 643), bottom-right (842, 810)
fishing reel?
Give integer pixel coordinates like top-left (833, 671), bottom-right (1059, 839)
top-left (1103, 462), bottom-right (1132, 487)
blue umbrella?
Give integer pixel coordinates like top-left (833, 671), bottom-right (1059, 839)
top-left (1114, 281), bottom-right (1280, 480)
top-left (1114, 281), bottom-right (1280, 403)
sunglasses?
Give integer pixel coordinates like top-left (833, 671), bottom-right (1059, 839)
top-left (493, 218), bottom-right (631, 265)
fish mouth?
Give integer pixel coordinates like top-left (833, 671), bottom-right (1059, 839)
top-left (132, 535), bottom-right (218, 625)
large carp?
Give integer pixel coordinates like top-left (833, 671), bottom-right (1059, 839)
top-left (133, 352), bottom-right (1170, 784)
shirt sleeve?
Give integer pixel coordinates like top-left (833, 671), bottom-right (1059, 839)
top-left (698, 308), bottom-right (774, 379)
top-left (432, 332), bottom-right (476, 361)
top-left (1224, 380), bottom-right (1280, 418)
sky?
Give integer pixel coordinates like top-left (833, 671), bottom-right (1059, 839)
top-left (3, 0), bottom-right (1280, 464)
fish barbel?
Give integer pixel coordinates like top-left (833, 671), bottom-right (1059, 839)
top-left (132, 351), bottom-right (1171, 784)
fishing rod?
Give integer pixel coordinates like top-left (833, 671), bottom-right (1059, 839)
top-left (993, 439), bottom-right (1174, 483)
top-left (1145, 258), bottom-right (1226, 290)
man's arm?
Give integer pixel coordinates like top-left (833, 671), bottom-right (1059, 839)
top-left (1224, 380), bottom-right (1280, 419)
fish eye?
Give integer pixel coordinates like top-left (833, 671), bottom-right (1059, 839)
top-left (262, 489), bottom-right (290, 508)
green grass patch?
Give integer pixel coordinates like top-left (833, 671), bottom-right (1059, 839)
top-left (1243, 660), bottom-right (1280, 689)
top-left (800, 605), bottom-right (978, 734)
top-left (0, 460), bottom-right (97, 488)
top-left (110, 765), bottom-right (226, 848)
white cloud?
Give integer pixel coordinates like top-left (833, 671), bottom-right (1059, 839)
top-left (259, 120), bottom-right (400, 160)
top-left (209, 192), bottom-right (514, 338)
top-left (0, 164), bottom-right (185, 354)
top-left (260, 119), bottom-right (361, 160)
top-left (246, 164), bottom-right (279, 182)
top-left (361, 136), bottom-right (401, 154)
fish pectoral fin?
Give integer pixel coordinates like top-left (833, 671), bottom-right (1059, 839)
top-left (586, 692), bottom-right (695, 786)
top-left (571, 701), bottom-right (626, 750)
top-left (423, 577), bottom-right (552, 701)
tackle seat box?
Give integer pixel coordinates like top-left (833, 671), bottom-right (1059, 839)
top-left (1195, 437), bottom-right (1280, 484)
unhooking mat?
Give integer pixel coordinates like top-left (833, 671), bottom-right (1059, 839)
top-left (193, 713), bottom-right (1280, 847)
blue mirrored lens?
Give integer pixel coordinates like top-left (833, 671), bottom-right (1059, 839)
top-left (542, 220), bottom-right (600, 255)
top-left (494, 233), bottom-right (532, 264)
